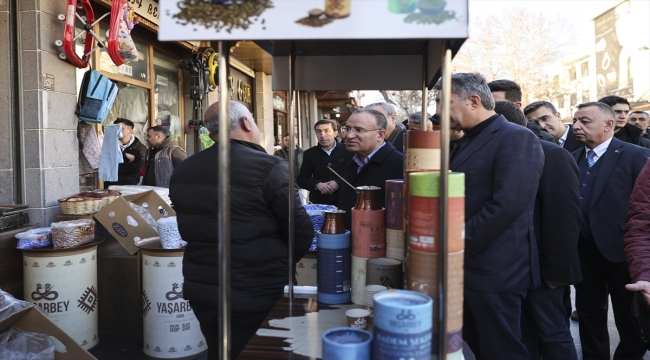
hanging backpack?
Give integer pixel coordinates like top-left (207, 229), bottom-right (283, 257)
top-left (76, 69), bottom-right (118, 123)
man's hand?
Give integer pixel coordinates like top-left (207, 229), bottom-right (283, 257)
top-left (316, 182), bottom-right (333, 195)
top-left (543, 279), bottom-right (564, 290)
top-left (626, 281), bottom-right (650, 304)
top-left (326, 180), bottom-right (340, 192)
top-left (124, 153), bottom-right (135, 162)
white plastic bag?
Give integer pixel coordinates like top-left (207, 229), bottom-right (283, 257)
top-left (157, 216), bottom-right (187, 249)
top-left (0, 327), bottom-right (55, 360)
top-left (0, 289), bottom-right (35, 322)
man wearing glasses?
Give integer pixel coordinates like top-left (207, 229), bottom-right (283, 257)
top-left (337, 108), bottom-right (404, 230)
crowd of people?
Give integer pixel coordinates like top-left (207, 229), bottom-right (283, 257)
top-left (164, 71), bottom-right (650, 359)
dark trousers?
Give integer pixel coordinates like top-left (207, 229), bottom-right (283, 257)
top-left (575, 237), bottom-right (648, 360)
top-left (191, 302), bottom-right (270, 360)
top-left (521, 284), bottom-right (578, 360)
top-left (464, 288), bottom-right (529, 360)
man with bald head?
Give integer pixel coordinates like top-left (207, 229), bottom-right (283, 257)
top-left (169, 101), bottom-right (314, 359)
top-left (570, 102), bottom-right (650, 359)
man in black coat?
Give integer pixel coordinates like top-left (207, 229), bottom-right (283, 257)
top-left (297, 120), bottom-right (353, 205)
top-left (571, 102), bottom-right (650, 359)
top-left (103, 118), bottom-right (147, 188)
top-left (169, 101), bottom-right (314, 359)
top-left (338, 108), bottom-right (404, 230)
top-left (599, 95), bottom-right (650, 149)
top-left (496, 101), bottom-right (581, 360)
top-left (436, 73), bottom-right (544, 359)
top-left (524, 101), bottom-right (584, 152)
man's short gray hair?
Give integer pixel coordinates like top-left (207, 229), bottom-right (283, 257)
top-left (408, 111), bottom-right (432, 124)
top-left (352, 108), bottom-right (388, 130)
top-left (365, 102), bottom-right (396, 117)
top-left (576, 102), bottom-right (616, 120)
top-left (203, 101), bottom-right (251, 135)
top-left (433, 72), bottom-right (495, 111)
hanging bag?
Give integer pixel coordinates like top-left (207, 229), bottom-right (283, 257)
top-left (76, 69), bottom-right (118, 123)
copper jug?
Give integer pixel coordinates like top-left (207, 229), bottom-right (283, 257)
top-left (321, 210), bottom-right (347, 234)
top-left (354, 186), bottom-right (381, 211)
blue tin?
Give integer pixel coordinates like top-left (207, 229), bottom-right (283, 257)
top-left (372, 289), bottom-right (433, 360)
top-left (317, 231), bottom-right (351, 304)
top-left (322, 327), bottom-right (372, 360)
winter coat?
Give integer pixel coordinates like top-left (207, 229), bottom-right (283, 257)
top-left (615, 123), bottom-right (650, 148)
top-left (104, 137), bottom-right (147, 187)
top-left (169, 140), bottom-right (314, 313)
top-left (297, 142), bottom-right (354, 206)
top-left (625, 157), bottom-right (650, 282)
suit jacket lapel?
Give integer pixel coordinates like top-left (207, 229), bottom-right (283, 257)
top-left (590, 138), bottom-right (624, 206)
top-left (564, 126), bottom-right (577, 150)
top-left (451, 116), bottom-right (505, 169)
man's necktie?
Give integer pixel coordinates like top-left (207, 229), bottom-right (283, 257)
top-left (587, 149), bottom-right (596, 168)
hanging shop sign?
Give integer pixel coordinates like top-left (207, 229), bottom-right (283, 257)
top-left (228, 67), bottom-right (254, 111)
top-left (158, 0), bottom-right (468, 41)
top-left (126, 0), bottom-right (160, 26)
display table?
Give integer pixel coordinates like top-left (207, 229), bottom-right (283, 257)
top-left (239, 295), bottom-right (358, 360)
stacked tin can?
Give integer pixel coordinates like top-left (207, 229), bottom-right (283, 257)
top-left (351, 186), bottom-right (386, 305)
top-left (385, 180), bottom-right (405, 262)
top-left (317, 210), bottom-right (352, 304)
top-left (406, 171), bottom-right (466, 358)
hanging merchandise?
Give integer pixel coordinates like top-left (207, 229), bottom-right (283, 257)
top-left (114, 85), bottom-right (149, 139)
top-left (78, 121), bottom-right (102, 175)
top-left (106, 3), bottom-right (140, 63)
top-left (76, 69), bottom-right (118, 124)
top-left (99, 124), bottom-right (124, 182)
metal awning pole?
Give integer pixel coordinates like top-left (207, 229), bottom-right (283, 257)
top-left (437, 47), bottom-right (452, 360)
top-left (217, 40), bottom-right (231, 360)
top-left (287, 44), bottom-right (296, 300)
top-left (422, 42), bottom-right (428, 130)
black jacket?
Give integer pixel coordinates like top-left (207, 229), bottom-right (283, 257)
top-left (562, 125), bottom-right (584, 153)
top-left (614, 123), bottom-right (650, 148)
top-left (527, 120), bottom-right (557, 144)
top-left (338, 141), bottom-right (404, 230)
top-left (297, 142), bottom-right (354, 205)
top-left (104, 137), bottom-right (147, 187)
top-left (169, 140), bottom-right (314, 312)
top-left (534, 141), bottom-right (582, 285)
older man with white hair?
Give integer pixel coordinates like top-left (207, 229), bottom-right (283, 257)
top-left (169, 100), bottom-right (314, 359)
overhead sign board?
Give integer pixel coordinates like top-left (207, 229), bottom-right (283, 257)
top-left (158, 0), bottom-right (468, 41)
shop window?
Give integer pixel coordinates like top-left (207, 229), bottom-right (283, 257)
top-left (569, 66), bottom-right (576, 81)
top-left (98, 25), bottom-right (150, 84)
top-left (153, 49), bottom-right (182, 144)
top-left (103, 84), bottom-right (150, 143)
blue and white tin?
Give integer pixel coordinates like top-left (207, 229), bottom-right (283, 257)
top-left (322, 327), bottom-right (372, 360)
top-left (317, 231), bottom-right (351, 304)
top-left (372, 289), bottom-right (433, 360)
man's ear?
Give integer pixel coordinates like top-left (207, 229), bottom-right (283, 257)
top-left (469, 94), bottom-right (482, 109)
top-left (514, 101), bottom-right (522, 109)
top-left (241, 117), bottom-right (253, 132)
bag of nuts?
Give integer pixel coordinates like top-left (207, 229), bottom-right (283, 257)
top-left (51, 219), bottom-right (95, 249)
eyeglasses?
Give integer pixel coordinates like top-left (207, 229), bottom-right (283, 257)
top-left (340, 126), bottom-right (383, 134)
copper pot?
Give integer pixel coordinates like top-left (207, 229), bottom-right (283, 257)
top-left (321, 210), bottom-right (347, 234)
top-left (354, 186), bottom-right (382, 211)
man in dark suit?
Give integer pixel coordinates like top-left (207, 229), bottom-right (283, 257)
top-left (366, 102), bottom-right (407, 153)
top-left (524, 101), bottom-right (584, 152)
top-left (496, 101), bottom-right (582, 359)
top-left (434, 73), bottom-right (544, 359)
top-left (599, 95), bottom-right (650, 149)
top-left (571, 101), bottom-right (650, 359)
top-left (338, 108), bottom-right (404, 230)
top-left (297, 120), bottom-right (353, 205)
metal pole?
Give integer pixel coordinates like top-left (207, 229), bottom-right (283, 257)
top-left (217, 40), bottom-right (231, 360)
top-left (422, 42), bottom-right (429, 130)
top-left (437, 47), bottom-right (452, 360)
top-left (287, 45), bottom-right (296, 300)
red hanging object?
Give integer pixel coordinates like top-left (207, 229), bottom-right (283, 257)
top-left (62, 0), bottom-right (95, 68)
top-left (107, 0), bottom-right (127, 67)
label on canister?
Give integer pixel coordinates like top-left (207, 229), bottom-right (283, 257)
top-left (142, 254), bottom-right (206, 358)
top-left (372, 289), bottom-right (433, 360)
top-left (23, 249), bottom-right (98, 350)
top-left (351, 208), bottom-right (386, 258)
top-left (409, 196), bottom-right (465, 253)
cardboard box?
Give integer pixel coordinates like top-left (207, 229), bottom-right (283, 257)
top-left (296, 251), bottom-right (317, 287)
top-left (0, 306), bottom-right (96, 359)
top-left (94, 191), bottom-right (175, 255)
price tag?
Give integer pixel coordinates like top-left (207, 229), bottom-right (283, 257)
top-left (156, 75), bottom-right (168, 87)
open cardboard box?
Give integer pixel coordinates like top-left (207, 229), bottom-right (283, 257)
top-left (94, 190), bottom-right (175, 255)
top-left (0, 306), bottom-right (96, 359)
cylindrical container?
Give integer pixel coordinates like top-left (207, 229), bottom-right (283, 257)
top-left (385, 180), bottom-right (404, 230)
top-left (322, 327), bottom-right (372, 360)
top-left (317, 231), bottom-right (351, 304)
top-left (366, 258), bottom-right (402, 289)
top-left (431, 328), bottom-right (464, 357)
top-left (325, 0), bottom-right (351, 19)
top-left (408, 172), bottom-right (465, 253)
top-left (321, 210), bottom-right (347, 234)
top-left (354, 186), bottom-right (382, 211)
top-left (23, 239), bottom-right (102, 350)
top-left (405, 130), bottom-right (442, 171)
top-left (385, 228), bottom-right (405, 262)
top-left (372, 289), bottom-right (433, 360)
top-left (407, 250), bottom-right (464, 332)
top-left (351, 255), bottom-right (368, 305)
top-left (351, 208), bottom-right (386, 258)
top-left (388, 0), bottom-right (416, 13)
top-left (431, 349), bottom-right (464, 360)
top-left (140, 241), bottom-right (207, 359)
